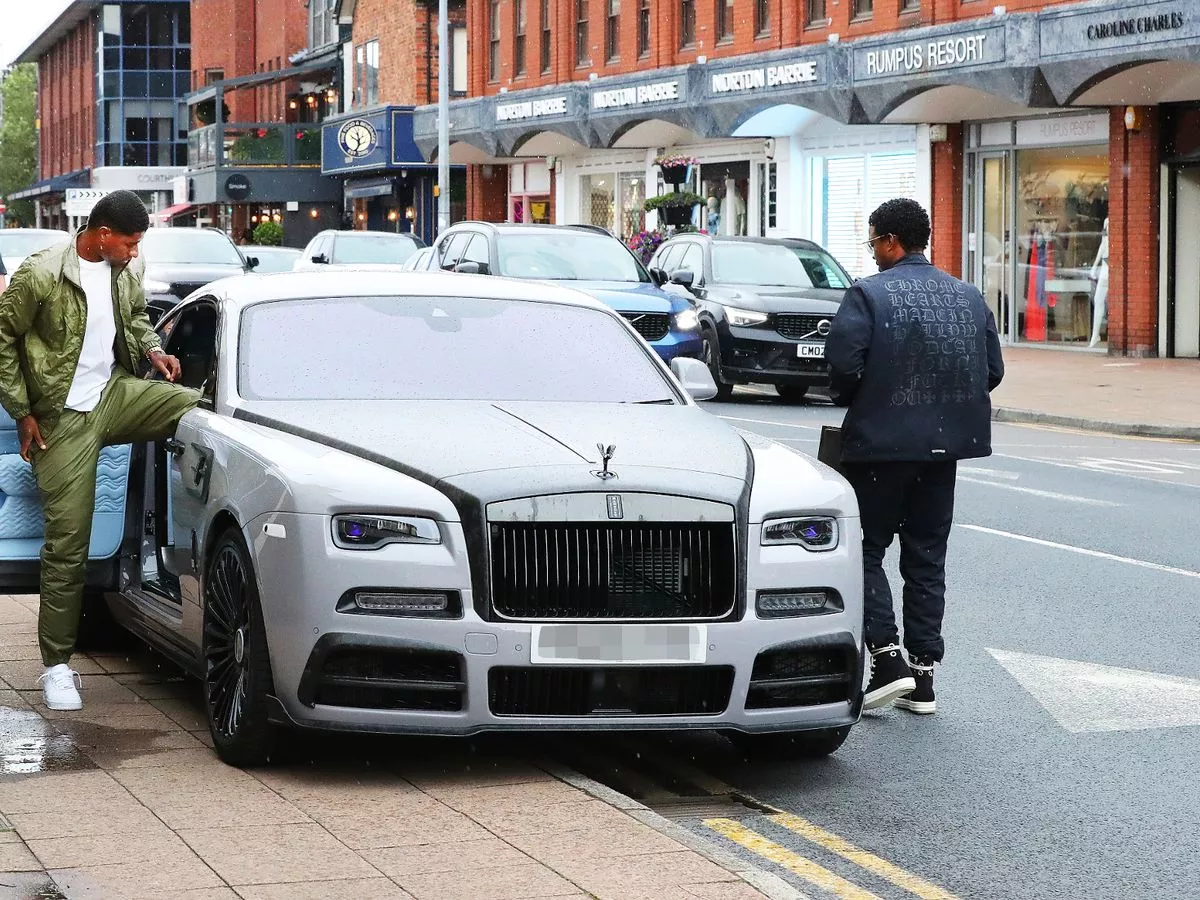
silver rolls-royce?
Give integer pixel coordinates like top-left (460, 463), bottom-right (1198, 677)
top-left (102, 271), bottom-right (863, 766)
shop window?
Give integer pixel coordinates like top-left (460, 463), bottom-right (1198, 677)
top-left (489, 0), bottom-right (501, 81)
top-left (680, 0), bottom-right (696, 48)
top-left (638, 0), bottom-right (651, 56)
top-left (606, 0), bottom-right (620, 62)
top-left (515, 0), bottom-right (528, 75)
top-left (852, 0), bottom-right (872, 18)
top-left (699, 161), bottom-right (750, 236)
top-left (541, 0), bottom-right (552, 73)
top-left (581, 174), bottom-right (615, 230)
top-left (817, 152), bottom-right (916, 278)
top-left (755, 0), bottom-right (770, 37)
top-left (758, 161), bottom-right (777, 233)
top-left (575, 0), bottom-right (591, 66)
top-left (617, 172), bottom-right (646, 239)
top-left (716, 0), bottom-right (733, 42)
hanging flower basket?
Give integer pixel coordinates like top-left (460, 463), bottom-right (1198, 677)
top-left (655, 153), bottom-right (700, 186)
top-left (660, 205), bottom-right (696, 227)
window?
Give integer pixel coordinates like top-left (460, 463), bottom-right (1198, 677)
top-left (716, 0), bottom-right (733, 42)
top-left (758, 161), bottom-right (777, 233)
top-left (575, 0), bottom-right (590, 66)
top-left (489, 0), bottom-right (501, 81)
top-left (451, 26), bottom-right (469, 94)
top-left (637, 0), bottom-right (651, 56)
top-left (459, 235), bottom-right (492, 274)
top-left (354, 45), bottom-right (365, 106)
top-left (755, 0), bottom-right (769, 36)
top-left (852, 0), bottom-right (872, 18)
top-left (438, 232), bottom-right (470, 269)
top-left (806, 0), bottom-right (826, 24)
top-left (308, 0), bottom-right (337, 50)
top-left (541, 0), bottom-right (552, 72)
top-left (901, 0), bottom-right (919, 10)
top-left (364, 40), bottom-right (380, 106)
top-left (816, 152), bottom-right (917, 277)
top-left (515, 0), bottom-right (528, 75)
top-left (496, 231), bottom-right (647, 281)
top-left (680, 0), bottom-right (696, 47)
top-left (204, 68), bottom-right (224, 86)
top-left (606, 0), bottom-right (620, 62)
top-left (163, 303), bottom-right (218, 394)
top-left (678, 244), bottom-right (704, 281)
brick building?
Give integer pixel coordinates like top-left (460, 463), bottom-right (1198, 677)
top-left (10, 0), bottom-right (192, 228)
top-left (415, 0), bottom-right (1200, 357)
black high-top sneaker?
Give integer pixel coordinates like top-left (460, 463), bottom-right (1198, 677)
top-left (894, 657), bottom-right (936, 714)
top-left (863, 644), bottom-right (916, 710)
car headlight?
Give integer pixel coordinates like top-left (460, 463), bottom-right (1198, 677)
top-left (725, 306), bottom-right (769, 327)
top-left (332, 515), bottom-right (442, 549)
top-left (674, 309), bottom-right (700, 331)
top-left (143, 278), bottom-right (172, 293)
top-left (761, 517), bottom-right (839, 551)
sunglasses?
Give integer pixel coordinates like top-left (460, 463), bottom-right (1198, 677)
top-left (862, 234), bottom-right (893, 249)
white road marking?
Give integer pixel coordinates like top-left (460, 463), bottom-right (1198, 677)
top-left (717, 415), bottom-right (820, 431)
top-left (957, 476), bottom-right (1119, 506)
top-left (987, 648), bottom-right (1200, 733)
top-left (957, 524), bottom-right (1200, 579)
top-left (992, 452), bottom-right (1200, 489)
top-left (1074, 457), bottom-right (1183, 475)
top-left (1114, 457), bottom-right (1200, 472)
top-left (958, 466), bottom-right (1020, 481)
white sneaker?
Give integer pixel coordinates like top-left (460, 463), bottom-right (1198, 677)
top-left (38, 664), bottom-right (83, 711)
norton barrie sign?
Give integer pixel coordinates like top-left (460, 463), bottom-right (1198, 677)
top-left (495, 96), bottom-right (569, 122)
top-left (592, 80), bottom-right (681, 110)
top-left (710, 61), bottom-right (819, 94)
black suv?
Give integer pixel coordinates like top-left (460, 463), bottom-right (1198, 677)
top-left (648, 235), bottom-right (853, 402)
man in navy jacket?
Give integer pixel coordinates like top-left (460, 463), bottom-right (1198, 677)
top-left (826, 198), bottom-right (1004, 716)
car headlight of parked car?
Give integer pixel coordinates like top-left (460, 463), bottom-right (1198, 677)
top-left (674, 309), bottom-right (700, 331)
top-left (332, 514), bottom-right (442, 549)
top-left (761, 516), bottom-right (839, 550)
top-left (143, 278), bottom-right (173, 294)
top-left (725, 306), bottom-right (769, 327)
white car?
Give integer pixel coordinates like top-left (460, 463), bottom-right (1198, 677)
top-left (0, 228), bottom-right (72, 276)
top-left (293, 230), bottom-right (426, 272)
top-left (57, 271), bottom-right (864, 766)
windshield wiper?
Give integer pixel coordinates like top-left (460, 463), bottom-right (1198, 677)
top-left (629, 398), bottom-right (676, 405)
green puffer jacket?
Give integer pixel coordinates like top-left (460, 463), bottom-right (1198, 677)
top-left (0, 237), bottom-right (161, 433)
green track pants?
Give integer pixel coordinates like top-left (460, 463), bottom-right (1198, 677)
top-left (32, 371), bottom-right (199, 666)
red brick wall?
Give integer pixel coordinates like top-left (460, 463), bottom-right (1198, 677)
top-left (190, 0), bottom-right (257, 120)
top-left (467, 163), bottom-right (508, 221)
top-left (930, 124), bottom-right (963, 277)
top-left (1107, 106), bottom-right (1159, 357)
top-left (38, 20), bottom-right (95, 178)
top-left (350, 0), bottom-right (465, 107)
top-left (254, 0), bottom-right (308, 121)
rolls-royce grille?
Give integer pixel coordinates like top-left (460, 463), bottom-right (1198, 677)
top-left (775, 314), bottom-right (829, 341)
top-left (489, 665), bottom-right (734, 716)
top-left (622, 312), bottom-right (671, 341)
top-left (489, 522), bottom-right (735, 620)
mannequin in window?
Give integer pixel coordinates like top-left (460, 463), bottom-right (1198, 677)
top-left (721, 175), bottom-right (745, 236)
top-left (1088, 217), bottom-right (1109, 349)
top-left (706, 196), bottom-right (720, 233)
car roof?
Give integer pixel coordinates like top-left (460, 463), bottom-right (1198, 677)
top-left (243, 244), bottom-right (299, 252)
top-left (197, 270), bottom-right (616, 314)
top-left (443, 222), bottom-right (615, 238)
top-left (664, 233), bottom-right (825, 251)
top-left (322, 230), bottom-right (420, 239)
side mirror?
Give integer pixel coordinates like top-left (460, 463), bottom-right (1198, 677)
top-left (670, 269), bottom-right (695, 289)
top-left (648, 267), bottom-right (667, 287)
top-left (670, 357), bottom-right (718, 402)
top-left (311, 254), bottom-right (328, 265)
top-left (245, 256), bottom-right (259, 271)
top-left (454, 261), bottom-right (484, 275)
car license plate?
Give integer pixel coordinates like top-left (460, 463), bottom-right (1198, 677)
top-left (530, 624), bottom-right (707, 665)
top-left (797, 343), bottom-right (825, 359)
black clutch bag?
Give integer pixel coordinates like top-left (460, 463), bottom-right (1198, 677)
top-left (818, 425), bottom-right (845, 475)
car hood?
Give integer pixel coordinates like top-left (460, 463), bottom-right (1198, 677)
top-left (235, 399), bottom-right (751, 500)
top-left (541, 280), bottom-right (680, 314)
top-left (144, 261), bottom-right (246, 285)
top-left (709, 284), bottom-right (845, 313)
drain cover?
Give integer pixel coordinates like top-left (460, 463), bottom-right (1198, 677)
top-left (648, 795), bottom-right (759, 820)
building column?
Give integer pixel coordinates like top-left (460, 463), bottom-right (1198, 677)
top-left (1107, 106), bottom-right (1160, 357)
top-left (930, 123), bottom-right (963, 278)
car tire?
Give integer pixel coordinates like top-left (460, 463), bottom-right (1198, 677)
top-left (775, 385), bottom-right (809, 404)
top-left (203, 529), bottom-right (278, 767)
top-left (728, 725), bottom-right (852, 760)
top-left (702, 329), bottom-right (734, 401)
top-left (74, 591), bottom-right (127, 652)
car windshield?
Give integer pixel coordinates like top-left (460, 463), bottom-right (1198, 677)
top-left (788, 246), bottom-right (852, 290)
top-left (332, 234), bottom-right (420, 264)
top-left (713, 242), bottom-right (837, 288)
top-left (239, 295), bottom-right (677, 403)
top-left (141, 229), bottom-right (243, 265)
top-left (247, 248), bottom-right (300, 273)
top-left (0, 231), bottom-right (70, 259)
top-left (495, 232), bottom-right (648, 282)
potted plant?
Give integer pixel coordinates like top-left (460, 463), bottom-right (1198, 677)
top-left (252, 220), bottom-right (284, 246)
top-left (627, 229), bottom-right (666, 265)
top-left (655, 153), bottom-right (699, 186)
top-left (644, 191), bottom-right (703, 228)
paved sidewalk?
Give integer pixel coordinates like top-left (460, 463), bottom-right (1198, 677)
top-left (991, 347), bottom-right (1200, 440)
top-left (0, 595), bottom-right (777, 900)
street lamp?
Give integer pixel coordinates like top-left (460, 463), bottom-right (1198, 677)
top-left (437, 0), bottom-right (450, 235)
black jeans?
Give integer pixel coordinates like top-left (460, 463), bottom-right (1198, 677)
top-left (842, 460), bottom-right (957, 663)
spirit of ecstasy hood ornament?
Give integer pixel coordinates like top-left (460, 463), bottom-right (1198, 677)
top-left (593, 443), bottom-right (617, 480)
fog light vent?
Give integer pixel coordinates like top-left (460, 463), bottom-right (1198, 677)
top-left (755, 589), bottom-right (842, 618)
top-left (336, 589), bottom-right (462, 618)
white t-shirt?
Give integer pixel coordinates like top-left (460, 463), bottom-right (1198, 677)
top-left (65, 257), bottom-right (118, 412)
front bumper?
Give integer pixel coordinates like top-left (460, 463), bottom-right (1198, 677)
top-left (249, 512), bottom-right (864, 736)
top-left (652, 329), bottom-right (704, 362)
top-left (718, 323), bottom-right (831, 388)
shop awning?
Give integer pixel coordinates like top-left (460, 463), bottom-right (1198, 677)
top-left (344, 177), bottom-right (395, 199)
top-left (8, 168), bottom-right (91, 201)
top-left (156, 202), bottom-right (194, 221)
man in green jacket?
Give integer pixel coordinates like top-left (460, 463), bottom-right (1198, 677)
top-left (0, 191), bottom-right (196, 711)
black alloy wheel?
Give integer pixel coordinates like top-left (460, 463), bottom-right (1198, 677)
top-left (728, 725), bottom-right (852, 760)
top-left (775, 384), bottom-right (809, 404)
top-left (701, 329), bottom-right (734, 401)
top-left (203, 531), bottom-right (277, 767)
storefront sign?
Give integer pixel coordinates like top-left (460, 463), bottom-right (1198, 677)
top-left (710, 61), bottom-right (819, 95)
top-left (322, 107), bottom-right (424, 175)
top-left (92, 167), bottom-right (186, 191)
top-left (495, 96), bottom-right (569, 122)
top-left (223, 175), bottom-right (252, 201)
top-left (854, 26), bottom-right (1005, 81)
top-left (592, 80), bottom-right (681, 110)
top-left (1014, 113), bottom-right (1108, 147)
top-left (1040, 0), bottom-right (1195, 56)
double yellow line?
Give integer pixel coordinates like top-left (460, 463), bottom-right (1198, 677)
top-left (705, 811), bottom-right (959, 900)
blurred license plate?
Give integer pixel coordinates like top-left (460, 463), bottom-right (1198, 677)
top-left (797, 343), bottom-right (825, 358)
top-left (531, 624), bottom-right (707, 665)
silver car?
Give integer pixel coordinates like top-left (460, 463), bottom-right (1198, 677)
top-left (101, 271), bottom-right (864, 766)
